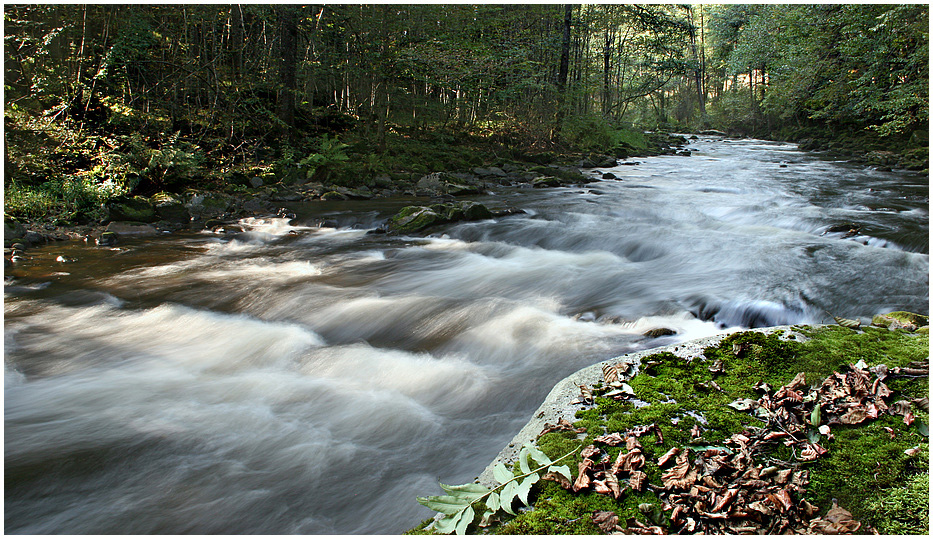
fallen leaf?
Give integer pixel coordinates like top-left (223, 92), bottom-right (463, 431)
top-left (657, 447), bottom-right (681, 468)
top-left (592, 510), bottom-right (620, 533)
top-left (541, 471), bottom-right (571, 490)
top-left (628, 470), bottom-right (648, 491)
top-left (573, 460), bottom-right (593, 492)
top-left (602, 363), bottom-right (620, 385)
top-left (709, 358), bottom-right (725, 374)
top-left (904, 446), bottom-right (921, 457)
top-left (594, 432), bottom-right (625, 446)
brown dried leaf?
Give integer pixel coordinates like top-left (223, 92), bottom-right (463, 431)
top-left (808, 500), bottom-right (862, 534)
top-left (581, 444), bottom-right (601, 461)
top-left (625, 436), bottom-right (642, 451)
top-left (539, 417), bottom-right (586, 436)
top-left (602, 363), bottom-right (620, 385)
top-left (784, 372), bottom-right (807, 391)
top-left (578, 384), bottom-right (594, 403)
top-left (573, 460), bottom-right (593, 492)
top-left (594, 432), bottom-right (625, 446)
top-left (605, 472), bottom-right (623, 498)
top-left (542, 471), bottom-right (572, 490)
top-left (662, 451), bottom-right (697, 490)
top-left (768, 489), bottom-right (794, 512)
top-left (629, 470), bottom-right (648, 491)
top-left (592, 510), bottom-right (620, 533)
top-left (708, 358), bottom-right (725, 374)
top-left (657, 447), bottom-right (681, 468)
top-left (839, 406), bottom-right (869, 425)
top-left (690, 424), bottom-right (702, 438)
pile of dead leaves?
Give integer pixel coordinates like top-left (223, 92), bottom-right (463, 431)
top-left (550, 426), bottom-right (864, 534)
top-left (541, 358), bottom-right (930, 534)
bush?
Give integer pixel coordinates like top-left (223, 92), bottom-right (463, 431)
top-left (5, 175), bottom-right (127, 222)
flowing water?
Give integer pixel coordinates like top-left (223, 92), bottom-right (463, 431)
top-left (4, 137), bottom-right (929, 533)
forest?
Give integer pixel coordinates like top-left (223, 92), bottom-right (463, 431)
top-left (3, 4), bottom-right (929, 223)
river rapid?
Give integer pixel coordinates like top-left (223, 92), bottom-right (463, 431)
top-left (4, 137), bottom-right (929, 533)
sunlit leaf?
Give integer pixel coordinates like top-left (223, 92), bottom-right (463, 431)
top-left (547, 464), bottom-right (572, 482)
top-left (417, 495), bottom-right (471, 515)
top-left (455, 506), bottom-right (474, 535)
top-left (526, 444), bottom-right (553, 466)
top-left (518, 447), bottom-right (532, 474)
top-left (834, 316), bottom-right (861, 329)
top-left (493, 461), bottom-right (512, 484)
top-left (810, 403), bottom-right (821, 426)
top-left (434, 511), bottom-right (461, 534)
top-left (499, 480), bottom-right (517, 515)
top-left (515, 473), bottom-right (539, 505)
top-left (486, 491), bottom-right (500, 512)
top-left (440, 482), bottom-right (490, 498)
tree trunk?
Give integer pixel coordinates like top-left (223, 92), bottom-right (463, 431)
top-left (557, 4), bottom-right (572, 94)
top-left (276, 5), bottom-right (298, 130)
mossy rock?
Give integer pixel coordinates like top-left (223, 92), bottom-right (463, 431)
top-left (4, 218), bottom-right (27, 240)
top-left (473, 326), bottom-right (929, 535)
top-left (388, 207), bottom-right (444, 233)
top-left (320, 190), bottom-right (349, 201)
top-left (532, 176), bottom-right (562, 188)
top-left (871, 311), bottom-right (929, 331)
top-left (105, 196), bottom-right (156, 223)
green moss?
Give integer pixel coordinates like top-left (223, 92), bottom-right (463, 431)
top-left (864, 473), bottom-right (930, 534)
top-left (496, 482), bottom-right (663, 534)
top-left (481, 325), bottom-right (929, 534)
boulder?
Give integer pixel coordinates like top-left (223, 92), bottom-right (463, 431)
top-left (4, 218), bottom-right (27, 240)
top-left (387, 206), bottom-right (445, 233)
top-left (699, 129), bottom-right (727, 136)
top-left (23, 231), bottom-right (47, 246)
top-left (186, 192), bottom-right (233, 219)
top-left (386, 201), bottom-right (495, 234)
top-left (151, 193), bottom-right (190, 224)
top-left (96, 231), bottom-right (118, 246)
top-left (602, 173), bottom-right (618, 180)
top-left (532, 176), bottom-right (562, 188)
top-left (249, 176), bottom-right (264, 188)
top-left (870, 311), bottom-right (929, 332)
top-left (105, 196), bottom-right (156, 223)
top-left (242, 197), bottom-right (273, 213)
top-left (320, 190), bottom-right (349, 201)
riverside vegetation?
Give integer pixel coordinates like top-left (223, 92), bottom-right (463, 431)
top-left (4, 5), bottom-right (928, 246)
top-left (410, 313), bottom-right (929, 535)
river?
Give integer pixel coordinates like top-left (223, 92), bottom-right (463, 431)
top-left (4, 136), bottom-right (928, 533)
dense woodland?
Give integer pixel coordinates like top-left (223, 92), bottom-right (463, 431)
top-left (3, 4), bottom-right (929, 222)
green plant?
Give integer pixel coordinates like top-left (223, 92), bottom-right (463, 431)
top-left (417, 443), bottom-right (579, 535)
top-left (4, 174), bottom-right (127, 221)
top-left (299, 134), bottom-right (350, 181)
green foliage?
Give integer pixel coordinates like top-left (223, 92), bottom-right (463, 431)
top-left (4, 175), bottom-right (127, 222)
top-left (416, 443), bottom-right (578, 535)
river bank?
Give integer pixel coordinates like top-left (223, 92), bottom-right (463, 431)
top-left (410, 317), bottom-right (929, 535)
top-left (4, 132), bottom-right (692, 265)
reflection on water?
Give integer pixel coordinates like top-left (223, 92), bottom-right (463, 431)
top-left (4, 137), bottom-right (928, 533)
